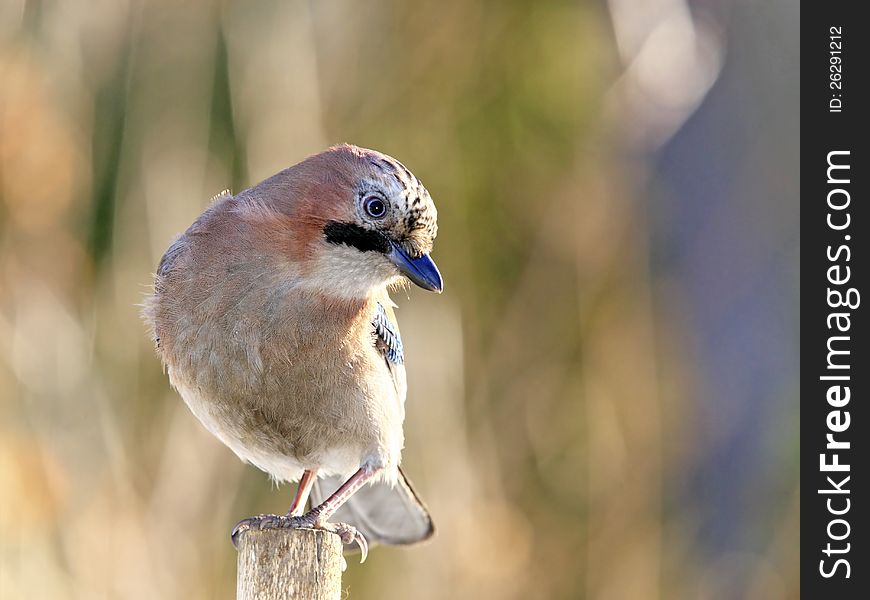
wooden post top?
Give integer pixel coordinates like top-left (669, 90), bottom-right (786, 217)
top-left (236, 528), bottom-right (344, 600)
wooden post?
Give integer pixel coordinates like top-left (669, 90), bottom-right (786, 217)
top-left (236, 528), bottom-right (344, 600)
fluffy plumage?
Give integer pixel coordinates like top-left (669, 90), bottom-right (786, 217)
top-left (143, 144), bottom-right (441, 553)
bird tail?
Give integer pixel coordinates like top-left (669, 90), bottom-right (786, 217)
top-left (310, 466), bottom-right (434, 547)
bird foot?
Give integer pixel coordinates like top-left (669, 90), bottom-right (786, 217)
top-left (231, 513), bottom-right (368, 562)
top-left (317, 521), bottom-right (369, 563)
top-left (231, 514), bottom-right (303, 548)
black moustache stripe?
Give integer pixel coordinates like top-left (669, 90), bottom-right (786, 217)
top-left (323, 221), bottom-right (391, 254)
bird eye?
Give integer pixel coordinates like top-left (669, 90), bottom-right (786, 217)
top-left (363, 196), bottom-right (387, 219)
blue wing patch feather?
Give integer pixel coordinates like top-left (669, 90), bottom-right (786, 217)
top-left (373, 303), bottom-right (404, 365)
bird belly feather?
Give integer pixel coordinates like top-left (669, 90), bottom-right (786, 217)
top-left (173, 376), bottom-right (372, 482)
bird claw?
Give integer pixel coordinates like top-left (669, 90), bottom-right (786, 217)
top-left (231, 514), bottom-right (368, 562)
top-left (319, 521), bottom-right (369, 563)
top-left (231, 514), bottom-right (305, 548)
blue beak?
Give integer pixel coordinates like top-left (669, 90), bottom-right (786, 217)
top-left (389, 241), bottom-right (443, 293)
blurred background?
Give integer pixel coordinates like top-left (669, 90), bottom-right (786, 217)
top-left (0, 0), bottom-right (798, 598)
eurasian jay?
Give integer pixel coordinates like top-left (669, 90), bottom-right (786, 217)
top-left (144, 144), bottom-right (442, 560)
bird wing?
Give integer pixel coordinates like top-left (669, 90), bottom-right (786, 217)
top-left (373, 301), bottom-right (407, 401)
top-left (308, 301), bottom-right (433, 548)
top-left (373, 302), bottom-right (404, 364)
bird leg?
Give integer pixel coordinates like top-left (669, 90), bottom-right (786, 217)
top-left (293, 467), bottom-right (378, 561)
top-left (231, 467), bottom-right (379, 562)
top-left (304, 467), bottom-right (376, 524)
top-left (288, 469), bottom-right (317, 517)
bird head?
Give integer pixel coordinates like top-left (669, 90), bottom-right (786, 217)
top-left (248, 144), bottom-right (442, 299)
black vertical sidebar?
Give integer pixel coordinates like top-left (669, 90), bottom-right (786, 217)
top-left (802, 4), bottom-right (868, 597)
